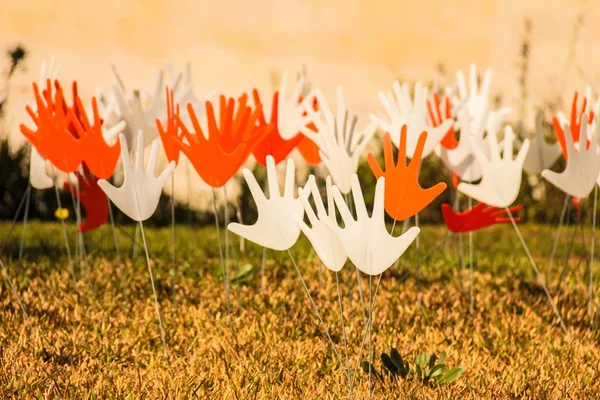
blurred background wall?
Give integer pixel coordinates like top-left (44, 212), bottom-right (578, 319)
top-left (0, 0), bottom-right (598, 222)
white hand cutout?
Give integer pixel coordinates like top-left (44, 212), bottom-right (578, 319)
top-left (276, 71), bottom-right (313, 139)
top-left (454, 64), bottom-right (511, 134)
top-left (294, 175), bottom-right (347, 272)
top-left (542, 116), bottom-right (600, 199)
top-left (458, 126), bottom-right (529, 208)
top-left (228, 155), bottom-right (304, 251)
top-left (523, 112), bottom-right (562, 174)
top-left (435, 105), bottom-right (489, 182)
top-left (370, 81), bottom-right (452, 158)
top-left (98, 131), bottom-right (175, 222)
top-left (322, 175), bottom-right (420, 276)
top-left (300, 87), bottom-right (377, 194)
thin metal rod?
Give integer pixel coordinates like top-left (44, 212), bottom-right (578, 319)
top-left (368, 273), bottom-right (373, 400)
top-left (469, 197), bottom-right (474, 313)
top-left (344, 193), bottom-right (367, 326)
top-left (0, 258), bottom-right (32, 333)
top-left (139, 221), bottom-right (168, 358)
top-left (171, 173), bottom-right (177, 302)
top-left (18, 184), bottom-right (32, 261)
top-left (505, 207), bottom-right (569, 335)
top-left (0, 187), bottom-right (29, 254)
top-left (107, 196), bottom-right (125, 296)
top-left (590, 186), bottom-right (597, 317)
top-left (212, 188), bottom-right (234, 338)
top-left (335, 270), bottom-right (351, 397)
top-left (285, 248), bottom-right (350, 382)
top-left (53, 180), bottom-right (74, 282)
top-left (549, 195), bottom-right (570, 277)
top-left (260, 247), bottom-right (267, 294)
top-left (416, 213), bottom-right (421, 307)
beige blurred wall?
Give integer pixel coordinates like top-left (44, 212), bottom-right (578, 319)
top-left (1, 0), bottom-right (599, 145)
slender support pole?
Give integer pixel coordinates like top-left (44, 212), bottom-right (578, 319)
top-left (549, 195), bottom-right (570, 278)
top-left (469, 197), bottom-right (474, 313)
top-left (212, 188), bottom-right (234, 339)
top-left (53, 181), bottom-right (74, 283)
top-left (171, 174), bottom-right (177, 302)
top-left (0, 258), bottom-right (32, 334)
top-left (0, 187), bottom-right (29, 255)
top-left (505, 208), bottom-right (568, 335)
top-left (18, 184), bottom-right (32, 261)
top-left (590, 186), bottom-right (597, 317)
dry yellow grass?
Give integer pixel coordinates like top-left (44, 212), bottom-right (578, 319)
top-left (0, 221), bottom-right (599, 398)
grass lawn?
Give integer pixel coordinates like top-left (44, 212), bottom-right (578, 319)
top-left (0, 220), bottom-right (598, 398)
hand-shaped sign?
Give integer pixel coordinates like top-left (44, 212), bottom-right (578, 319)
top-left (275, 71), bottom-right (314, 140)
top-left (173, 98), bottom-right (262, 188)
top-left (427, 93), bottom-right (458, 150)
top-left (64, 164), bottom-right (108, 233)
top-left (458, 126), bottom-right (530, 208)
top-left (370, 81), bottom-right (452, 158)
top-left (70, 96), bottom-right (122, 179)
top-left (321, 175), bottom-right (420, 276)
top-left (442, 202), bottom-right (524, 233)
top-left (98, 131), bottom-right (175, 222)
top-left (294, 175), bottom-right (347, 271)
top-left (523, 112), bottom-right (562, 174)
top-left (300, 87), bottom-right (377, 194)
top-left (542, 117), bottom-right (600, 199)
top-left (20, 80), bottom-right (82, 173)
top-left (553, 92), bottom-right (595, 159)
top-left (228, 155), bottom-right (304, 251)
top-left (156, 87), bottom-right (182, 164)
top-left (251, 89), bottom-right (303, 166)
top-left (367, 128), bottom-right (447, 221)
top-left (453, 64), bottom-right (510, 134)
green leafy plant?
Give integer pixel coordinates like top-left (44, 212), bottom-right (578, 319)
top-left (362, 349), bottom-right (464, 385)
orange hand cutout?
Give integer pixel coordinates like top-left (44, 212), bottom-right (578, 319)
top-left (367, 126), bottom-right (447, 221)
top-left (442, 202), bottom-right (524, 233)
top-left (217, 93), bottom-right (270, 154)
top-left (251, 90), bottom-right (303, 166)
top-left (156, 87), bottom-right (182, 164)
top-left (20, 80), bottom-right (83, 173)
top-left (70, 95), bottom-right (121, 179)
top-left (173, 100), bottom-right (252, 188)
top-left (63, 164), bottom-right (109, 233)
top-left (296, 95), bottom-right (321, 165)
top-left (553, 92), bottom-right (594, 159)
top-left (427, 93), bottom-right (458, 150)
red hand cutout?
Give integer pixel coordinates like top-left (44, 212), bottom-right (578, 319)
top-left (553, 92), bottom-right (594, 159)
top-left (251, 90), bottom-right (303, 166)
top-left (442, 202), bottom-right (524, 233)
top-left (20, 80), bottom-right (82, 173)
top-left (64, 164), bottom-right (109, 233)
top-left (367, 126), bottom-right (447, 221)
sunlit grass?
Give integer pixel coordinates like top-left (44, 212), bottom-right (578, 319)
top-left (0, 221), bottom-right (598, 398)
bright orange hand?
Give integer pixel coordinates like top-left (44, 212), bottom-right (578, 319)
top-left (553, 92), bottom-right (594, 159)
top-left (70, 95), bottom-right (121, 179)
top-left (251, 90), bottom-right (303, 166)
top-left (156, 87), bottom-right (182, 164)
top-left (367, 126), bottom-right (447, 221)
top-left (173, 100), bottom-right (250, 188)
top-left (427, 93), bottom-right (458, 150)
top-left (20, 80), bottom-right (82, 173)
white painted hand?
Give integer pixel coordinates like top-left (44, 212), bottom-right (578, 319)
top-left (228, 155), bottom-right (304, 251)
top-left (523, 112), bottom-right (562, 174)
top-left (276, 71), bottom-right (313, 139)
top-left (370, 81), bottom-right (452, 158)
top-left (300, 87), bottom-right (377, 194)
top-left (322, 174), bottom-right (420, 276)
top-left (454, 64), bottom-right (511, 134)
top-left (294, 175), bottom-right (347, 272)
top-left (458, 126), bottom-right (530, 208)
top-left (98, 131), bottom-right (175, 222)
top-left (542, 116), bottom-right (600, 199)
